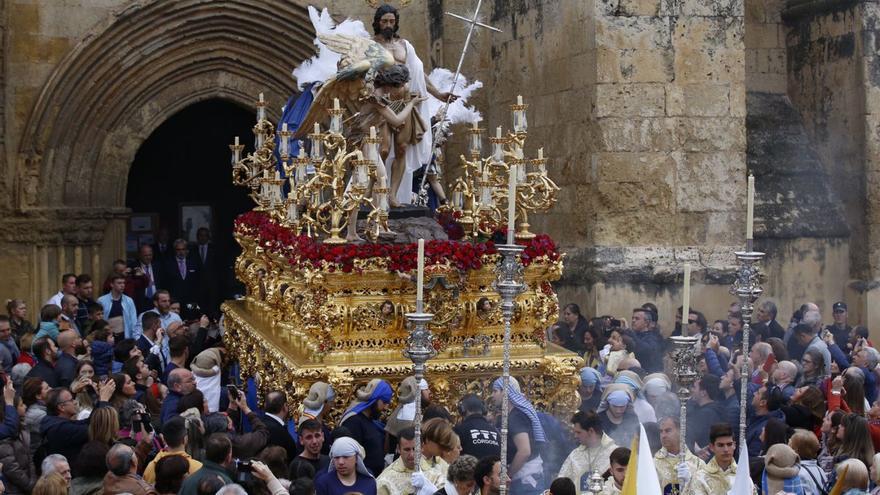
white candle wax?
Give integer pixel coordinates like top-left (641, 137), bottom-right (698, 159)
top-left (370, 126), bottom-right (376, 139)
top-left (508, 164), bottom-right (516, 244)
top-left (416, 239), bottom-right (425, 304)
top-left (298, 145), bottom-right (305, 158)
top-left (234, 136), bottom-right (239, 146)
top-left (473, 121), bottom-right (479, 130)
top-left (538, 148), bottom-right (544, 160)
top-left (259, 93), bottom-right (264, 103)
top-left (314, 122), bottom-right (320, 134)
top-left (746, 174), bottom-right (755, 240)
top-left (496, 126), bottom-right (502, 139)
top-left (333, 98), bottom-right (340, 110)
top-left (682, 263), bottom-right (691, 337)
top-left (517, 95), bottom-right (523, 105)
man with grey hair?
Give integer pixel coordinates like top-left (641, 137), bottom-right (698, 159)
top-left (771, 361), bottom-right (798, 401)
top-left (102, 443), bottom-right (157, 494)
top-left (785, 303), bottom-right (820, 361)
top-left (41, 454), bottom-right (71, 486)
top-left (754, 300), bottom-right (784, 341)
top-left (165, 238), bottom-right (200, 311)
top-left (748, 342), bottom-right (773, 382)
top-left (852, 344), bottom-right (879, 404)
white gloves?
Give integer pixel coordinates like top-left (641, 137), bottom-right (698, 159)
top-left (677, 462), bottom-right (691, 485)
top-left (412, 471), bottom-right (438, 495)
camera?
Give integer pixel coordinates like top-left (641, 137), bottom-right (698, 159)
top-left (235, 459), bottom-right (253, 483)
top-left (132, 411), bottom-right (153, 433)
top-left (227, 384), bottom-right (241, 401)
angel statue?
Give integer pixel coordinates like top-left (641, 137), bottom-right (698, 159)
top-left (289, 5), bottom-right (482, 213)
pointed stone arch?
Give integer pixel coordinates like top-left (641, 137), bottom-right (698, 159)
top-left (16, 0), bottom-right (314, 210)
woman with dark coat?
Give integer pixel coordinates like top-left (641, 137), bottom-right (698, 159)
top-left (0, 395), bottom-right (37, 494)
top-left (562, 304), bottom-right (589, 354)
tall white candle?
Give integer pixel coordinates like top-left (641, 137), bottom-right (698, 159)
top-left (259, 93), bottom-right (264, 103)
top-left (538, 148), bottom-right (544, 160)
top-left (746, 174), bottom-right (755, 240)
top-left (496, 126), bottom-right (502, 139)
top-left (370, 126), bottom-right (376, 139)
top-left (517, 95), bottom-right (523, 105)
top-left (314, 122), bottom-right (320, 134)
top-left (234, 136), bottom-right (239, 146)
top-left (473, 121), bottom-right (479, 130)
top-left (682, 263), bottom-right (691, 337)
top-left (416, 239), bottom-right (425, 304)
top-left (333, 98), bottom-right (340, 110)
top-left (298, 146), bottom-right (305, 158)
top-left (508, 164), bottom-right (516, 244)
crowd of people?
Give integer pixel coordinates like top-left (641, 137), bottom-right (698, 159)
top-left (546, 300), bottom-right (880, 495)
top-left (5, 242), bottom-right (880, 495)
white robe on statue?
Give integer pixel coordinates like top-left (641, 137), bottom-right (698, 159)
top-left (386, 39), bottom-right (433, 205)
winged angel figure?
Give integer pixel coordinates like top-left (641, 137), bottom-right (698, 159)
top-left (292, 7), bottom-right (483, 209)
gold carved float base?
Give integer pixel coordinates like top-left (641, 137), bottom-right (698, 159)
top-left (223, 299), bottom-right (582, 420)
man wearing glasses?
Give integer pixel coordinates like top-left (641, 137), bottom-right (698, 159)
top-left (40, 381), bottom-right (115, 463)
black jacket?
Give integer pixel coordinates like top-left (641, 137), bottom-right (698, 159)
top-left (631, 329), bottom-right (665, 372)
top-left (26, 361), bottom-right (59, 388)
top-left (262, 414), bottom-right (299, 463)
top-left (40, 403), bottom-right (111, 469)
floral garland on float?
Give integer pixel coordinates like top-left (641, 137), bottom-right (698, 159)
top-left (233, 210), bottom-right (563, 355)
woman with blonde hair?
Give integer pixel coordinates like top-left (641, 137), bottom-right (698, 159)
top-left (32, 473), bottom-right (68, 495)
top-left (421, 417), bottom-right (458, 477)
top-left (831, 458), bottom-right (870, 495)
top-left (87, 406), bottom-right (120, 446)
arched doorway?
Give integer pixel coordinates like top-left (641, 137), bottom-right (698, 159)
top-left (5, 0), bottom-right (312, 308)
top-left (125, 99), bottom-right (255, 304)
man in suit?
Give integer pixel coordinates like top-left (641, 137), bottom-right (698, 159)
top-left (153, 227), bottom-right (174, 265)
top-left (165, 238), bottom-right (200, 312)
top-left (262, 390), bottom-right (298, 462)
top-left (129, 244), bottom-right (163, 314)
top-left (195, 228), bottom-right (222, 318)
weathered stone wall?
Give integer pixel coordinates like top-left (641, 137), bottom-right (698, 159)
top-left (0, 0), bottom-right (871, 334)
top-left (746, 0), bottom-right (787, 93)
top-left (784, 3), bottom-right (868, 278)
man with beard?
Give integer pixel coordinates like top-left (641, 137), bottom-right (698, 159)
top-left (74, 274), bottom-right (95, 330)
top-left (370, 4), bottom-right (456, 206)
top-left (340, 379), bottom-right (393, 476)
top-left (474, 455), bottom-right (502, 495)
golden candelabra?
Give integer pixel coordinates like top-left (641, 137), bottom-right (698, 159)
top-left (231, 97), bottom-right (386, 244)
top-left (444, 96), bottom-right (559, 240)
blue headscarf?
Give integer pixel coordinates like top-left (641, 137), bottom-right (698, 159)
top-left (492, 377), bottom-right (546, 442)
top-left (340, 379), bottom-right (393, 425)
top-left (579, 367), bottom-right (601, 386)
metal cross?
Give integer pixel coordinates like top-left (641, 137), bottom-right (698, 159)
top-left (443, 0), bottom-right (502, 104)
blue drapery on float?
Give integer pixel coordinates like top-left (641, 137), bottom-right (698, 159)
top-left (274, 82), bottom-right (316, 178)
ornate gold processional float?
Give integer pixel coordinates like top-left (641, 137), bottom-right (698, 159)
top-left (221, 4), bottom-right (580, 435)
top-left (222, 88), bottom-right (580, 420)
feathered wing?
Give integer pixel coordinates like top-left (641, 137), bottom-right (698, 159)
top-left (317, 33), bottom-right (395, 81)
top-left (425, 68), bottom-right (484, 124)
top-left (292, 78), bottom-right (365, 140)
top-left (293, 7), bottom-right (371, 90)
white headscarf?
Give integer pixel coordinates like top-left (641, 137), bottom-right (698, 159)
top-left (328, 436), bottom-right (373, 478)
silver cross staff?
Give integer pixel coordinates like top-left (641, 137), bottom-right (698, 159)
top-left (444, 0), bottom-right (502, 107)
top-left (420, 1), bottom-right (502, 199)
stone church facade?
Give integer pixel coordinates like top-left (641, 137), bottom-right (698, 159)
top-left (0, 0), bottom-right (876, 332)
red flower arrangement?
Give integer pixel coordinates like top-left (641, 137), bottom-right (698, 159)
top-left (235, 211), bottom-right (561, 274)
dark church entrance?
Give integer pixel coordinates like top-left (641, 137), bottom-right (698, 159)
top-left (125, 99), bottom-right (255, 313)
